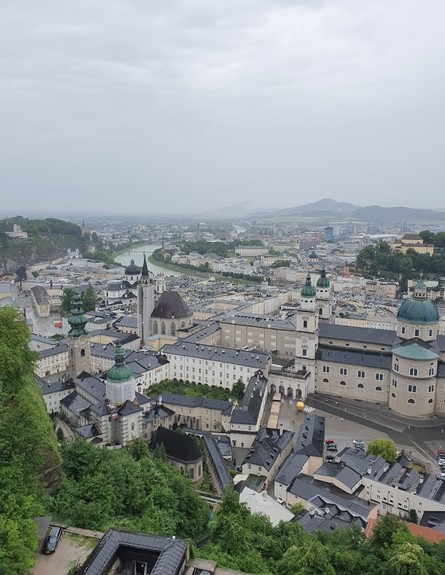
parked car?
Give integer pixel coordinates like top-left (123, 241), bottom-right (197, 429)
top-left (326, 444), bottom-right (338, 451)
top-left (42, 526), bottom-right (62, 554)
top-left (353, 439), bottom-right (365, 446)
top-left (325, 439), bottom-right (335, 445)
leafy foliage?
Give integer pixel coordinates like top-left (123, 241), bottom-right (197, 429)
top-left (51, 439), bottom-right (210, 541)
top-left (148, 379), bottom-right (234, 401)
top-left (356, 237), bottom-right (445, 281)
top-left (367, 438), bottom-right (398, 463)
top-left (0, 307), bottom-right (61, 574)
top-left (199, 491), bottom-right (445, 575)
top-left (61, 285), bottom-right (97, 316)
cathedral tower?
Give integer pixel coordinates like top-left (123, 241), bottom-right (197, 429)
top-left (294, 273), bottom-right (319, 393)
top-left (316, 269), bottom-right (332, 320)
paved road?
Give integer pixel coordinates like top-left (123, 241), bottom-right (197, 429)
top-left (276, 395), bottom-right (442, 474)
top-left (33, 533), bottom-right (95, 575)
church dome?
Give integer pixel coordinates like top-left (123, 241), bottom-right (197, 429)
top-left (301, 274), bottom-right (316, 298)
top-left (316, 270), bottom-right (330, 288)
top-left (397, 298), bottom-right (439, 324)
top-left (125, 259), bottom-right (141, 276)
top-left (107, 345), bottom-right (133, 383)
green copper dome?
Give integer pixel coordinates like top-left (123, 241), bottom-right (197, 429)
top-left (316, 270), bottom-right (330, 288)
top-left (107, 344), bottom-right (133, 383)
top-left (68, 294), bottom-right (88, 338)
top-left (397, 298), bottom-right (439, 324)
top-left (301, 273), bottom-right (316, 298)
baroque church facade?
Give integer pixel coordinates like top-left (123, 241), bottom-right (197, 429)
top-left (220, 273), bottom-right (445, 420)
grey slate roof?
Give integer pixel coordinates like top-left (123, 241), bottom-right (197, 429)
top-left (289, 474), bottom-right (375, 519)
top-left (60, 391), bottom-right (92, 414)
top-left (274, 453), bottom-right (308, 486)
top-left (38, 343), bottom-right (68, 359)
top-left (314, 461), bottom-right (362, 490)
top-left (296, 508), bottom-right (365, 534)
top-left (294, 415), bottom-right (325, 457)
top-left (319, 322), bottom-right (396, 346)
top-left (36, 375), bottom-right (76, 396)
top-left (230, 372), bottom-right (268, 425)
top-left (244, 429), bottom-right (293, 471)
top-left (202, 433), bottom-right (232, 490)
top-left (75, 375), bottom-right (106, 403)
top-left (220, 312), bottom-right (295, 331)
top-left (151, 290), bottom-right (192, 319)
top-left (317, 346), bottom-right (392, 369)
top-left (162, 341), bottom-right (270, 368)
top-left (77, 528), bottom-right (188, 575)
top-left (150, 428), bottom-right (201, 464)
top-left (31, 285), bottom-right (49, 304)
top-left (151, 393), bottom-right (232, 413)
top-left (181, 322), bottom-right (221, 343)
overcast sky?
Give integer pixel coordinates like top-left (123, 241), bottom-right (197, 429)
top-left (1, 0), bottom-right (444, 216)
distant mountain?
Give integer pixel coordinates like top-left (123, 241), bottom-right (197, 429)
top-left (352, 205), bottom-right (445, 223)
top-left (274, 198), bottom-right (358, 216)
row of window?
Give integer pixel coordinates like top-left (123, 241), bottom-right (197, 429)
top-left (321, 378), bottom-right (383, 391)
top-left (400, 326), bottom-right (434, 337)
top-left (391, 380), bottom-right (435, 393)
top-left (322, 366), bottom-right (384, 380)
top-left (390, 393), bottom-right (434, 404)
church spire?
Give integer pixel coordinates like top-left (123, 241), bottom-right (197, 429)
top-left (68, 294), bottom-right (88, 338)
top-left (141, 253), bottom-right (149, 278)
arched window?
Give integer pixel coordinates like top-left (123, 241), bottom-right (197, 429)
top-left (319, 308), bottom-right (323, 315)
top-left (161, 322), bottom-right (166, 335)
top-left (357, 383), bottom-right (364, 388)
top-left (171, 322), bottom-right (176, 336)
top-left (80, 348), bottom-right (85, 357)
top-left (303, 320), bottom-right (308, 329)
top-left (322, 378), bottom-right (329, 383)
top-left (375, 386), bottom-right (382, 392)
top-left (189, 468), bottom-right (194, 479)
top-left (340, 380), bottom-right (346, 386)
top-left (181, 321), bottom-right (185, 328)
top-left (408, 398), bottom-right (416, 404)
top-left (152, 320), bottom-right (158, 334)
top-left (428, 399), bottom-right (433, 404)
top-left (391, 392), bottom-right (396, 398)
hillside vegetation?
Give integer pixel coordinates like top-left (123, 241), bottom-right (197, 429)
top-left (0, 307), bottom-right (61, 573)
top-left (0, 216), bottom-right (87, 273)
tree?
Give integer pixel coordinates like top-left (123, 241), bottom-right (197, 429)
top-left (82, 284), bottom-right (97, 312)
top-left (383, 542), bottom-right (427, 575)
top-left (0, 307), bottom-right (36, 398)
top-left (232, 378), bottom-right (245, 402)
top-left (367, 438), bottom-right (398, 463)
top-left (61, 287), bottom-right (76, 315)
top-left (0, 307), bottom-right (60, 575)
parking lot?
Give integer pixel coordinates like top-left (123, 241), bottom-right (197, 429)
top-left (33, 533), bottom-right (96, 575)
top-left (277, 398), bottom-right (439, 473)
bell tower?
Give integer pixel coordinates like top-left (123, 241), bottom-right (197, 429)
top-left (294, 273), bottom-right (319, 393)
top-left (67, 294), bottom-right (91, 377)
top-left (137, 254), bottom-right (155, 347)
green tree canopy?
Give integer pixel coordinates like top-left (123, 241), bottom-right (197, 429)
top-left (367, 438), bottom-right (398, 463)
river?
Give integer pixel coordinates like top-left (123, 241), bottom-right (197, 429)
top-left (114, 244), bottom-right (184, 276)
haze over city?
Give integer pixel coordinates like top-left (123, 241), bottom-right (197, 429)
top-left (1, 0), bottom-right (444, 215)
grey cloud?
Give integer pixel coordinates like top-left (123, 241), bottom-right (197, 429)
top-left (0, 0), bottom-right (444, 215)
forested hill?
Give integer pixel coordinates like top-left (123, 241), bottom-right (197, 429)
top-left (0, 307), bottom-right (61, 573)
top-left (0, 216), bottom-right (87, 274)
